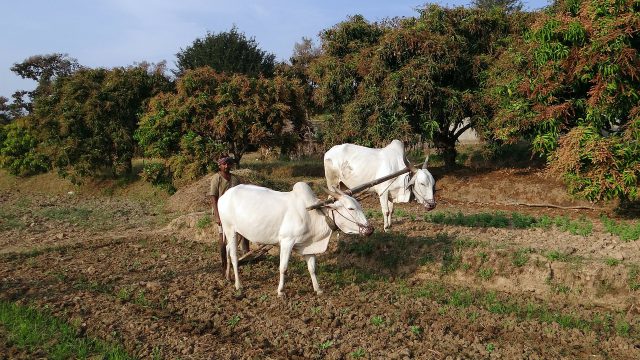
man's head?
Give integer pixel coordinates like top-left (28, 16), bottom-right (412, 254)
top-left (217, 156), bottom-right (235, 173)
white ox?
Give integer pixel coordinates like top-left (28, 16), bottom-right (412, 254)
top-left (218, 182), bottom-right (373, 296)
top-left (324, 139), bottom-right (436, 231)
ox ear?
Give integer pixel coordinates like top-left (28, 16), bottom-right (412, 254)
top-left (422, 156), bottom-right (429, 169)
top-left (407, 174), bottom-right (416, 187)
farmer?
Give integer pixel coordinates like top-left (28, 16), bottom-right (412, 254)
top-left (208, 155), bottom-right (249, 275)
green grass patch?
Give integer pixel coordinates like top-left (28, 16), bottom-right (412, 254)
top-left (601, 216), bottom-right (640, 242)
top-left (196, 214), bottom-right (212, 229)
top-left (0, 207), bottom-right (25, 230)
top-left (410, 283), bottom-right (637, 338)
top-left (512, 248), bottom-right (531, 267)
top-left (38, 207), bottom-right (92, 224)
top-left (425, 211), bottom-right (593, 236)
top-left (0, 300), bottom-right (133, 359)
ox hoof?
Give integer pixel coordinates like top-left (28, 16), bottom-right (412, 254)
top-left (316, 290), bottom-right (324, 296)
top-left (233, 289), bottom-right (244, 299)
top-left (277, 291), bottom-right (286, 298)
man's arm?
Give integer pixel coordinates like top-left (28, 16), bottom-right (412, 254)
top-left (211, 195), bottom-right (221, 225)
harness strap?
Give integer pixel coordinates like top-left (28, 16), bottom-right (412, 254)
top-left (324, 210), bottom-right (338, 231)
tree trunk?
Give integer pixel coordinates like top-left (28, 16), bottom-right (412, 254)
top-left (433, 133), bottom-right (458, 168)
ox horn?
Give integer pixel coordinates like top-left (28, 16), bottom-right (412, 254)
top-left (307, 187), bottom-right (339, 211)
top-left (403, 154), bottom-right (418, 173)
top-left (422, 143), bottom-right (431, 169)
top-left (323, 186), bottom-right (342, 199)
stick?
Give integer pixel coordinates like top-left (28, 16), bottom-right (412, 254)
top-left (238, 244), bottom-right (272, 264)
top-left (506, 202), bottom-right (597, 210)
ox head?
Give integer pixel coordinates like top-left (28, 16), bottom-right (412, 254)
top-left (404, 156), bottom-right (437, 211)
top-left (323, 188), bottom-right (374, 236)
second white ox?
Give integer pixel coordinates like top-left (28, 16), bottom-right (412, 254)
top-left (324, 139), bottom-right (436, 231)
top-left (218, 182), bottom-right (373, 296)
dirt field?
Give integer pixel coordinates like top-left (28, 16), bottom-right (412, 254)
top-left (1, 162), bottom-right (639, 359)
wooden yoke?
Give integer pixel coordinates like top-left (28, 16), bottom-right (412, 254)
top-left (306, 163), bottom-right (414, 211)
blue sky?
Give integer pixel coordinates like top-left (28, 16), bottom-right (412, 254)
top-left (1, 0), bottom-right (550, 100)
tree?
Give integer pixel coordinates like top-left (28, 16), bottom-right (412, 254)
top-left (485, 0), bottom-right (640, 201)
top-left (0, 119), bottom-right (49, 176)
top-left (136, 67), bottom-right (306, 184)
top-left (175, 26), bottom-right (276, 77)
top-left (10, 53), bottom-right (82, 106)
top-left (286, 37), bottom-right (322, 119)
top-left (0, 97), bottom-right (11, 125)
top-left (472, 0), bottom-right (524, 13)
top-left (31, 64), bottom-right (171, 180)
top-left (310, 8), bottom-right (519, 167)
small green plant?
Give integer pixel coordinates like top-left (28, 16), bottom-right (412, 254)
top-left (512, 248), bottom-right (531, 267)
top-left (350, 347), bottom-right (366, 358)
top-left (615, 320), bottom-right (631, 337)
top-left (628, 265), bottom-right (640, 291)
top-left (319, 340), bottom-right (334, 351)
top-left (152, 346), bottom-right (163, 360)
top-left (311, 306), bottom-right (321, 315)
top-left (394, 208), bottom-right (409, 217)
top-left (545, 250), bottom-right (568, 262)
top-left (196, 215), bottom-right (212, 229)
top-left (370, 315), bottom-right (384, 326)
top-left (477, 251), bottom-right (488, 263)
top-left (553, 215), bottom-right (593, 236)
top-left (134, 291), bottom-right (150, 307)
top-left (486, 343), bottom-right (495, 353)
top-left (117, 288), bottom-right (132, 301)
top-left (478, 268), bottom-right (495, 280)
top-left (605, 258), bottom-right (621, 266)
top-left (410, 325), bottom-right (422, 335)
top-left (228, 315), bottom-right (241, 328)
top-left (601, 216), bottom-right (640, 242)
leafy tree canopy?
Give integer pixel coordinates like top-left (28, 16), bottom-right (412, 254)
top-left (310, 7), bottom-right (524, 166)
top-left (136, 67), bottom-right (306, 184)
top-left (472, 0), bottom-right (524, 13)
top-left (28, 64), bottom-right (171, 181)
top-left (485, 0), bottom-right (640, 201)
top-left (175, 26), bottom-right (276, 78)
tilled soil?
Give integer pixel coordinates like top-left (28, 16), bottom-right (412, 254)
top-left (1, 167), bottom-right (640, 359)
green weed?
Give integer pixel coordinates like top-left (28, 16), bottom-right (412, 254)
top-left (319, 340), bottom-right (334, 351)
top-left (628, 265), bottom-right (640, 291)
top-left (478, 268), bottom-right (495, 280)
top-left (196, 215), bottom-right (212, 229)
top-left (512, 248), bottom-right (531, 267)
top-left (605, 258), bottom-right (621, 266)
top-left (228, 315), bottom-right (241, 328)
top-left (410, 325), bottom-right (422, 335)
top-left (370, 315), bottom-right (385, 326)
top-left (350, 347), bottom-right (366, 358)
top-left (0, 300), bottom-right (133, 359)
top-left (601, 216), bottom-right (640, 242)
top-left (486, 343), bottom-right (495, 353)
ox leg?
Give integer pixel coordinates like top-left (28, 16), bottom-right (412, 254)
top-left (277, 241), bottom-right (295, 297)
top-left (304, 254), bottom-right (322, 295)
top-left (380, 195), bottom-right (391, 232)
top-left (226, 232), bottom-right (242, 291)
top-left (387, 200), bottom-right (394, 229)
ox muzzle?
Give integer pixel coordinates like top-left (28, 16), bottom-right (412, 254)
top-left (360, 223), bottom-right (374, 236)
top-left (424, 200), bottom-right (437, 211)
